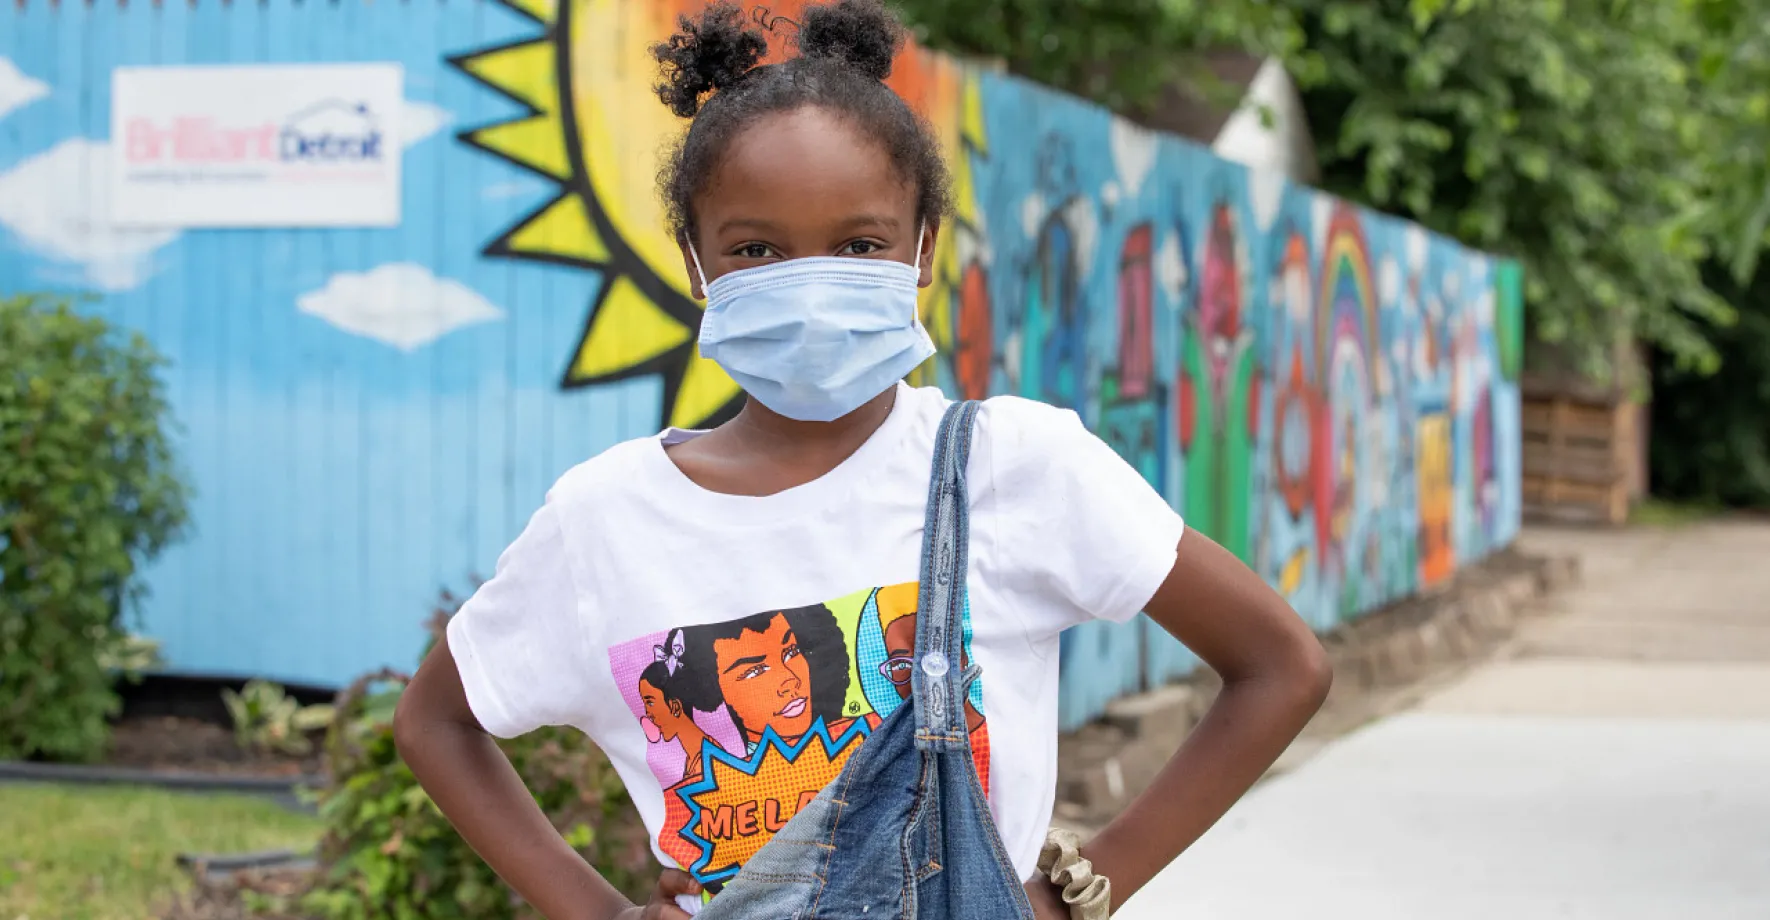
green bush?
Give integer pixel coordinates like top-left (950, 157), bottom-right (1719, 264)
top-left (297, 601), bottom-right (654, 920)
top-left (1650, 263), bottom-right (1770, 508)
top-left (0, 294), bottom-right (189, 761)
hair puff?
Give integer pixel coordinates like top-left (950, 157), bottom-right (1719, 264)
top-left (796, 0), bottom-right (902, 82)
top-left (652, 2), bottom-right (770, 119)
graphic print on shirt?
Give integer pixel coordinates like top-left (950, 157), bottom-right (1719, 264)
top-left (608, 581), bottom-right (990, 890)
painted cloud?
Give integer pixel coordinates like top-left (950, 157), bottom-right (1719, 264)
top-left (1247, 167), bottom-right (1286, 233)
top-left (1156, 225), bottom-right (1188, 301)
top-left (0, 56), bottom-right (49, 122)
top-left (1406, 224), bottom-right (1429, 275)
top-left (1379, 255), bottom-right (1401, 307)
top-left (0, 138), bottom-right (179, 291)
top-left (297, 263), bottom-right (503, 351)
top-left (1311, 194), bottom-right (1332, 254)
top-left (1020, 192), bottom-right (1046, 240)
top-left (400, 99), bottom-right (451, 149)
top-left (1109, 119), bottom-right (1158, 201)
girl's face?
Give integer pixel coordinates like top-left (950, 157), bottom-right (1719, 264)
top-left (712, 613), bottom-right (813, 741)
top-left (680, 106), bottom-right (938, 294)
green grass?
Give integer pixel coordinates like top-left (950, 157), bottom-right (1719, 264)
top-left (1628, 498), bottom-right (1721, 527)
top-left (0, 783), bottom-right (321, 920)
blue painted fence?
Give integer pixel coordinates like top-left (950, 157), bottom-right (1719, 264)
top-left (0, 0), bottom-right (1522, 730)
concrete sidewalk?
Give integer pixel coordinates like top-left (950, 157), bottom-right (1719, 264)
top-left (1117, 519), bottom-right (1770, 920)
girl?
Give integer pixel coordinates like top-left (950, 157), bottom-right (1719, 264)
top-left (394, 2), bottom-right (1331, 918)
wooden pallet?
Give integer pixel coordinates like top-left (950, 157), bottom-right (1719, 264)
top-left (1520, 392), bottom-right (1642, 526)
top-left (1522, 471), bottom-right (1632, 525)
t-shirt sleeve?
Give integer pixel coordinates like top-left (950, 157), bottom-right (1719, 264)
top-left (446, 498), bottom-right (595, 739)
top-left (982, 397), bottom-right (1187, 631)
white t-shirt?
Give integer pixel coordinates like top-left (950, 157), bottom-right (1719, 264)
top-left (448, 383), bottom-right (1186, 896)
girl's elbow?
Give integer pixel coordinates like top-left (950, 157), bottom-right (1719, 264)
top-left (1289, 633), bottom-right (1334, 710)
top-left (391, 687), bottom-right (429, 762)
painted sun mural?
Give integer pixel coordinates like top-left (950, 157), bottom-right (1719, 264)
top-left (451, 0), bottom-right (984, 428)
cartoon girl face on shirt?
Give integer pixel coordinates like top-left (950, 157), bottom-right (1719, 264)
top-left (711, 613), bottom-right (812, 742)
top-left (639, 672), bottom-right (695, 744)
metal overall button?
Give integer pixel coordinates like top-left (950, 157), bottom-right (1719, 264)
top-left (921, 651), bottom-right (950, 678)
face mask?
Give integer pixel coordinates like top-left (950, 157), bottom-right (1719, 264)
top-left (689, 228), bottom-right (936, 423)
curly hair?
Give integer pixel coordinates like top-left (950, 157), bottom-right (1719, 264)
top-left (672, 605), bottom-right (851, 739)
top-left (652, 0), bottom-right (953, 243)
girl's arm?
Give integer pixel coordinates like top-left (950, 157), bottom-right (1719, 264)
top-left (1057, 526), bottom-right (1333, 910)
top-left (394, 635), bottom-right (695, 920)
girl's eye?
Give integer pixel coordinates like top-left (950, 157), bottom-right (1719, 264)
top-left (740, 663), bottom-right (769, 681)
top-left (782, 643), bottom-right (802, 662)
top-left (735, 243), bottom-right (776, 260)
top-left (841, 240), bottom-right (884, 256)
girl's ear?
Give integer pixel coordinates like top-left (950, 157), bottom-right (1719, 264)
top-left (669, 699), bottom-right (686, 719)
top-left (678, 235), bottom-right (706, 299)
top-left (917, 219), bottom-right (941, 289)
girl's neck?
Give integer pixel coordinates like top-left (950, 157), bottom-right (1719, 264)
top-left (723, 387), bottom-right (898, 462)
top-left (659, 385), bottom-right (901, 498)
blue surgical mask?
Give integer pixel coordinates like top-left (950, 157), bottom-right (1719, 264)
top-left (689, 230), bottom-right (936, 423)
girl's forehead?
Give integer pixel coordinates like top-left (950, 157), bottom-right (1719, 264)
top-left (698, 108), bottom-right (916, 226)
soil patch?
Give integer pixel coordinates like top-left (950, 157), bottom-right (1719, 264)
top-left (107, 715), bottom-right (323, 779)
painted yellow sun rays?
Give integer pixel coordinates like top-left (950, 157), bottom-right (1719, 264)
top-left (452, 0), bottom-right (982, 428)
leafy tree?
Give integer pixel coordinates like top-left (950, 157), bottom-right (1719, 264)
top-left (1685, 0), bottom-right (1770, 284)
top-left (1649, 263), bottom-right (1770, 506)
top-left (1288, 0), bottom-right (1729, 374)
top-left (899, 0), bottom-right (1745, 376)
top-left (895, 0), bottom-right (1312, 114)
top-left (1646, 1), bottom-right (1770, 507)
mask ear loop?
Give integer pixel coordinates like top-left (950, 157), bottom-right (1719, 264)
top-left (912, 219), bottom-right (928, 322)
top-left (685, 236), bottom-right (710, 293)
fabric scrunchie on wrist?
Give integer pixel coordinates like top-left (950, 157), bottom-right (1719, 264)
top-left (1037, 827), bottom-right (1111, 919)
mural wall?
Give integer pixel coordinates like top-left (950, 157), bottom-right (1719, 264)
top-left (0, 0), bottom-right (1523, 730)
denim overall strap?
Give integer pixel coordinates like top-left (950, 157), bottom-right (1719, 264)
top-left (913, 399), bottom-right (981, 752)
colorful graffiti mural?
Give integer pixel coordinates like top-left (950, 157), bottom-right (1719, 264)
top-left (0, 0), bottom-right (1521, 729)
